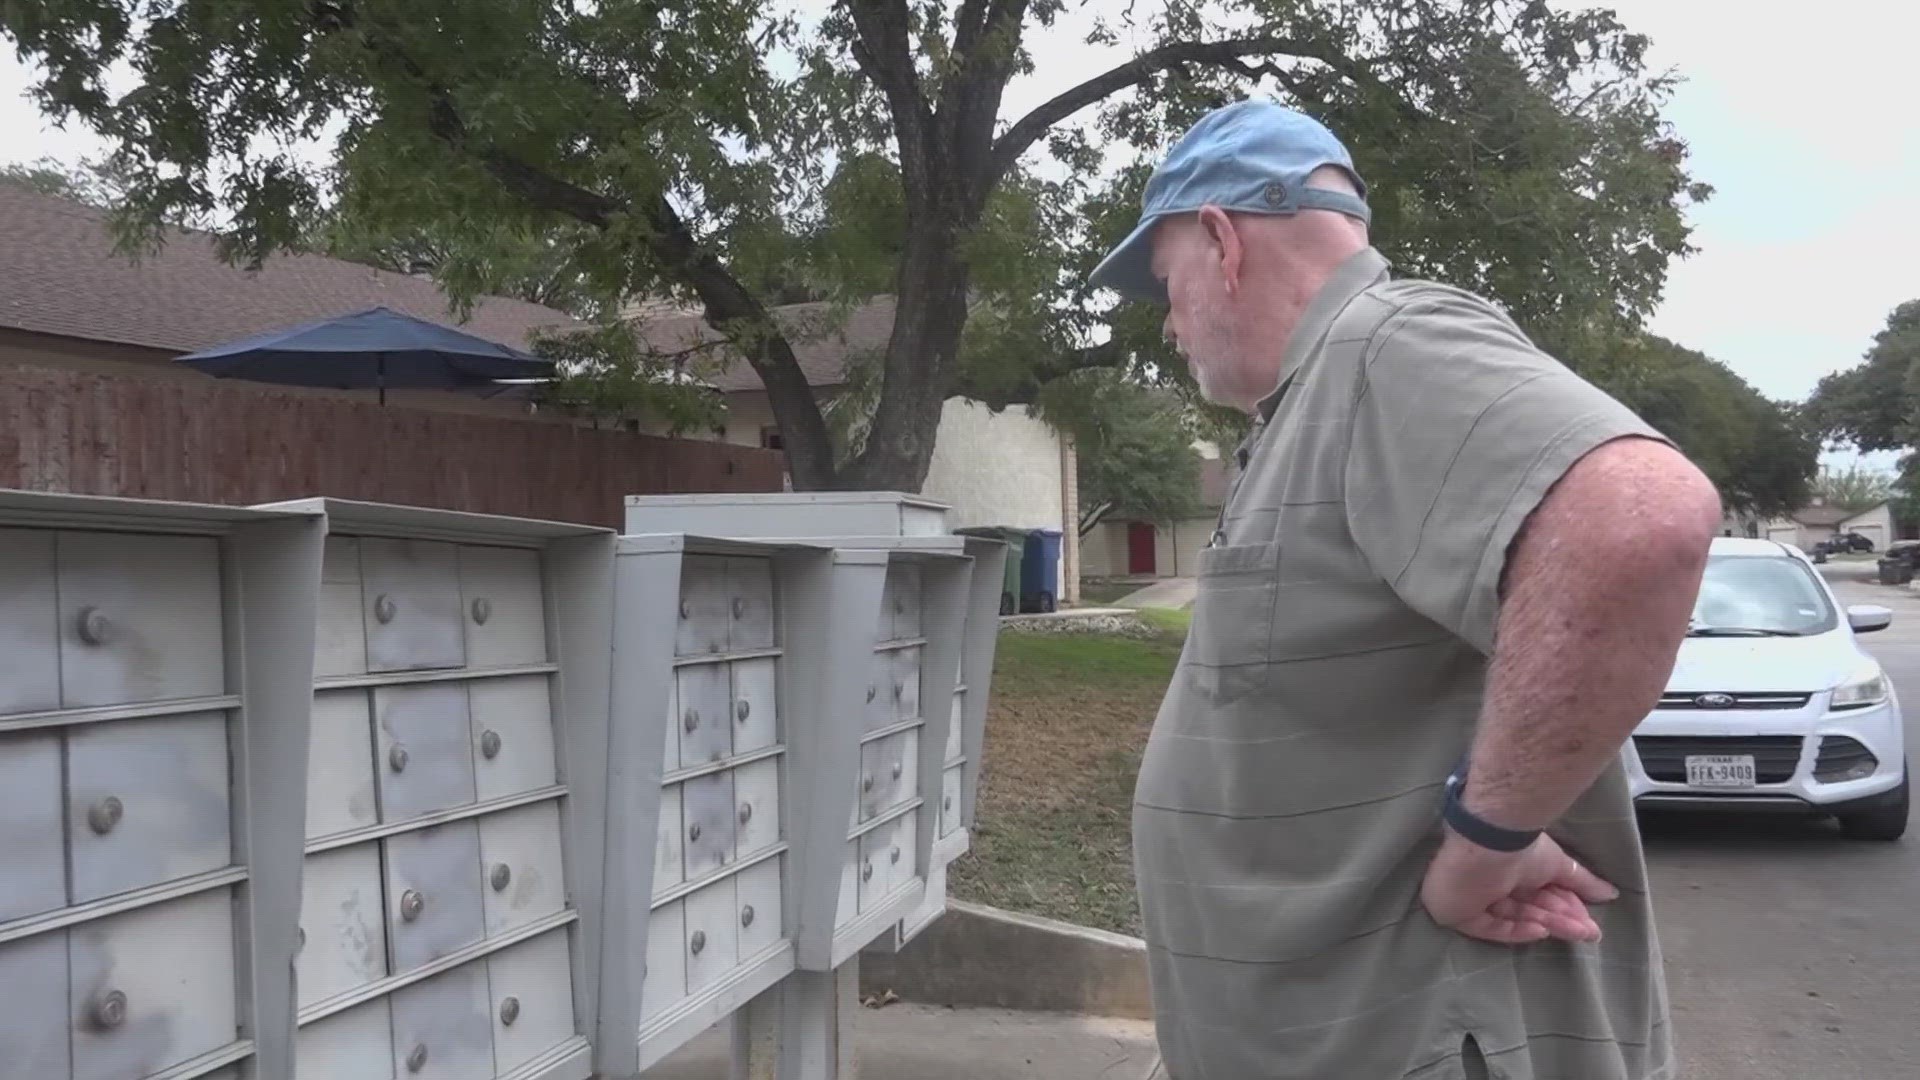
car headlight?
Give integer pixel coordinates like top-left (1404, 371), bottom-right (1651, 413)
top-left (1831, 663), bottom-right (1890, 710)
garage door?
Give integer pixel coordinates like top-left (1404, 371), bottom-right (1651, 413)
top-left (1766, 525), bottom-right (1798, 544)
top-left (1852, 523), bottom-right (1888, 550)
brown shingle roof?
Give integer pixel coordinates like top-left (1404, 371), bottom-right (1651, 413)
top-left (0, 182), bottom-right (581, 354)
top-left (1792, 506), bottom-right (1852, 527)
top-left (632, 297), bottom-right (897, 393)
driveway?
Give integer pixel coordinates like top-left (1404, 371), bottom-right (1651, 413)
top-left (1643, 570), bottom-right (1919, 1080)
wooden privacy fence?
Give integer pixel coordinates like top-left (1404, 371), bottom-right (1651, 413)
top-left (0, 365), bottom-right (785, 526)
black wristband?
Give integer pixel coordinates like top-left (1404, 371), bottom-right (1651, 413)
top-left (1442, 760), bottom-right (1542, 853)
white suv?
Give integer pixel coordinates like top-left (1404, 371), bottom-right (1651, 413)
top-left (1626, 537), bottom-right (1909, 840)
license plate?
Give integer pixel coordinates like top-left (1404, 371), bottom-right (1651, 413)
top-left (1685, 754), bottom-right (1757, 788)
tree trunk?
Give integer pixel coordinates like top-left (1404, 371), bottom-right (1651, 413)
top-left (833, 220), bottom-right (973, 494)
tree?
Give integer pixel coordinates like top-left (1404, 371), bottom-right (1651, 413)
top-left (1811, 464), bottom-right (1893, 513)
top-left (1805, 300), bottom-right (1920, 454)
top-left (1030, 372), bottom-right (1204, 534)
top-left (1, 154), bottom-right (214, 229)
top-left (2, 0), bottom-right (1705, 493)
top-left (1601, 335), bottom-right (1814, 519)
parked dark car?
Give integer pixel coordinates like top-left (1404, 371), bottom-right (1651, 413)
top-left (1838, 530), bottom-right (1877, 553)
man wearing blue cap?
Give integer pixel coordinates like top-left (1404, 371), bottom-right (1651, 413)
top-left (1101, 100), bottom-right (1720, 1079)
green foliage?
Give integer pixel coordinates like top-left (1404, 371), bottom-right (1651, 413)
top-left (1599, 336), bottom-right (1815, 519)
top-left (1805, 300), bottom-right (1920, 454)
top-left (1035, 372), bottom-right (1203, 531)
top-left (2, 0), bottom-right (1708, 492)
top-left (1812, 465), bottom-right (1893, 514)
top-left (529, 322), bottom-right (725, 435)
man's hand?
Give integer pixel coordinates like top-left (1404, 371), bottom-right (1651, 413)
top-left (1420, 830), bottom-right (1618, 945)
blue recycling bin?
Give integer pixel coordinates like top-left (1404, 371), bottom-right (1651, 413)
top-left (1020, 528), bottom-right (1063, 613)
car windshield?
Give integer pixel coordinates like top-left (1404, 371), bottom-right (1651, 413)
top-left (1688, 554), bottom-right (1838, 637)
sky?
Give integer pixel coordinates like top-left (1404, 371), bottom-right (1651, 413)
top-left (3, 1), bottom-right (1914, 466)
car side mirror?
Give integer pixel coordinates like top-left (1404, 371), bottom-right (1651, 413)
top-left (1847, 604), bottom-right (1893, 634)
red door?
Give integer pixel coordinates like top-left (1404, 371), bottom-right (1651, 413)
top-left (1126, 522), bottom-right (1157, 575)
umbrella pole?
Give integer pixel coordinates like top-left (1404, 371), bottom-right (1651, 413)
top-left (378, 353), bottom-right (387, 406)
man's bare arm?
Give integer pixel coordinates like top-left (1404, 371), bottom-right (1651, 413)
top-left (1460, 436), bottom-right (1723, 832)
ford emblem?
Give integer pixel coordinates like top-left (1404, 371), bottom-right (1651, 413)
top-left (1694, 693), bottom-right (1736, 709)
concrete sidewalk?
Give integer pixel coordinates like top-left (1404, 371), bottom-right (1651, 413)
top-left (1112, 577), bottom-right (1196, 610)
top-left (644, 1004), bottom-right (1160, 1079)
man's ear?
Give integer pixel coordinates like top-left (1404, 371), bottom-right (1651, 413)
top-left (1197, 205), bottom-right (1243, 295)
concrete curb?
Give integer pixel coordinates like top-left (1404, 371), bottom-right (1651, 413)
top-left (859, 901), bottom-right (1153, 1021)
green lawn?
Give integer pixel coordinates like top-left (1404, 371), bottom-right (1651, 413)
top-left (947, 611), bottom-right (1186, 935)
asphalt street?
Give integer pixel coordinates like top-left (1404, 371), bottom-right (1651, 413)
top-left (1645, 564), bottom-right (1918, 1080)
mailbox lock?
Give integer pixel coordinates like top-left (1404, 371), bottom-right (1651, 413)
top-left (400, 889), bottom-right (426, 922)
top-left (480, 729), bottom-right (503, 759)
top-left (862, 774), bottom-right (874, 793)
top-left (893, 682), bottom-right (904, 702)
top-left (471, 597), bottom-right (492, 625)
top-left (87, 795), bottom-right (124, 835)
top-left (76, 606), bottom-right (111, 646)
top-left (732, 597), bottom-right (747, 620)
top-left (297, 926), bottom-right (307, 952)
top-left (866, 685), bottom-right (877, 704)
top-left (490, 863), bottom-right (513, 892)
top-left (943, 795), bottom-right (953, 812)
top-left (499, 996), bottom-right (521, 1026)
top-left (741, 905), bottom-right (756, 928)
top-left (374, 595), bottom-right (398, 624)
top-left (891, 761), bottom-right (903, 780)
top-left (861, 861), bottom-right (874, 883)
top-left (736, 699), bottom-right (750, 723)
top-left (689, 822), bottom-right (702, 842)
top-left (738, 802), bottom-right (753, 826)
top-left (690, 930), bottom-right (707, 956)
top-left (406, 1043), bottom-right (429, 1073)
top-left (89, 989), bottom-right (127, 1030)
top-left (389, 745), bottom-right (410, 773)
top-left (684, 709), bottom-right (699, 734)
top-left (679, 600), bottom-right (691, 620)
top-left (891, 846), bottom-right (902, 865)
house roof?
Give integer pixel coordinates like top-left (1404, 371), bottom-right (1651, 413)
top-left (632, 296), bottom-right (897, 393)
top-left (1790, 505), bottom-right (1852, 527)
top-left (0, 182), bottom-right (581, 355)
top-left (1200, 457), bottom-right (1232, 508)
top-left (1839, 501), bottom-right (1890, 527)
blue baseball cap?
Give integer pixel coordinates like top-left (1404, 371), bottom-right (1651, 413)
top-left (1089, 99), bottom-right (1370, 303)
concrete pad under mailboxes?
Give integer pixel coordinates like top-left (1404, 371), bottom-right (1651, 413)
top-left (858, 901), bottom-right (1153, 1021)
top-left (642, 1003), bottom-right (1160, 1080)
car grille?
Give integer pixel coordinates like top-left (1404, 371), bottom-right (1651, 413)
top-left (1656, 692), bottom-right (1812, 711)
top-left (1632, 736), bottom-right (1803, 783)
top-left (1813, 736), bottom-right (1879, 782)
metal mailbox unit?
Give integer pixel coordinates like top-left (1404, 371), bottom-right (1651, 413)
top-left (621, 495), bottom-right (1010, 956)
top-left (590, 533), bottom-right (899, 1076)
top-left (258, 499), bottom-right (617, 1080)
top-left (0, 490), bottom-right (327, 1080)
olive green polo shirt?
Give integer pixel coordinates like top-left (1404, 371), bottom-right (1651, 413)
top-left (1132, 248), bottom-right (1674, 1079)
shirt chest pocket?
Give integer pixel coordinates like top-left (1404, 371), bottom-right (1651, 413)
top-left (1186, 540), bottom-right (1279, 670)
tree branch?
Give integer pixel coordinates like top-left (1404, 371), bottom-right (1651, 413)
top-left (986, 34), bottom-right (1405, 183)
top-left (843, 0), bottom-right (936, 191)
top-left (345, 9), bottom-right (841, 485)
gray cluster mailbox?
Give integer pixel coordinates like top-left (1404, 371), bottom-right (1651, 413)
top-left (622, 494), bottom-right (1009, 956)
top-left (0, 487), bottom-right (1001, 1080)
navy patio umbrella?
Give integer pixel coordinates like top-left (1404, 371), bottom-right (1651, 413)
top-left (176, 305), bottom-right (556, 404)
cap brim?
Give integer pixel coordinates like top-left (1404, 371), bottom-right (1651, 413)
top-left (1088, 214), bottom-right (1168, 304)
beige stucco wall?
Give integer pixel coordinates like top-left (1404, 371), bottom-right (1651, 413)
top-left (1082, 515), bottom-right (1219, 579)
top-left (1840, 503), bottom-right (1893, 549)
top-left (706, 391), bottom-right (1077, 599)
